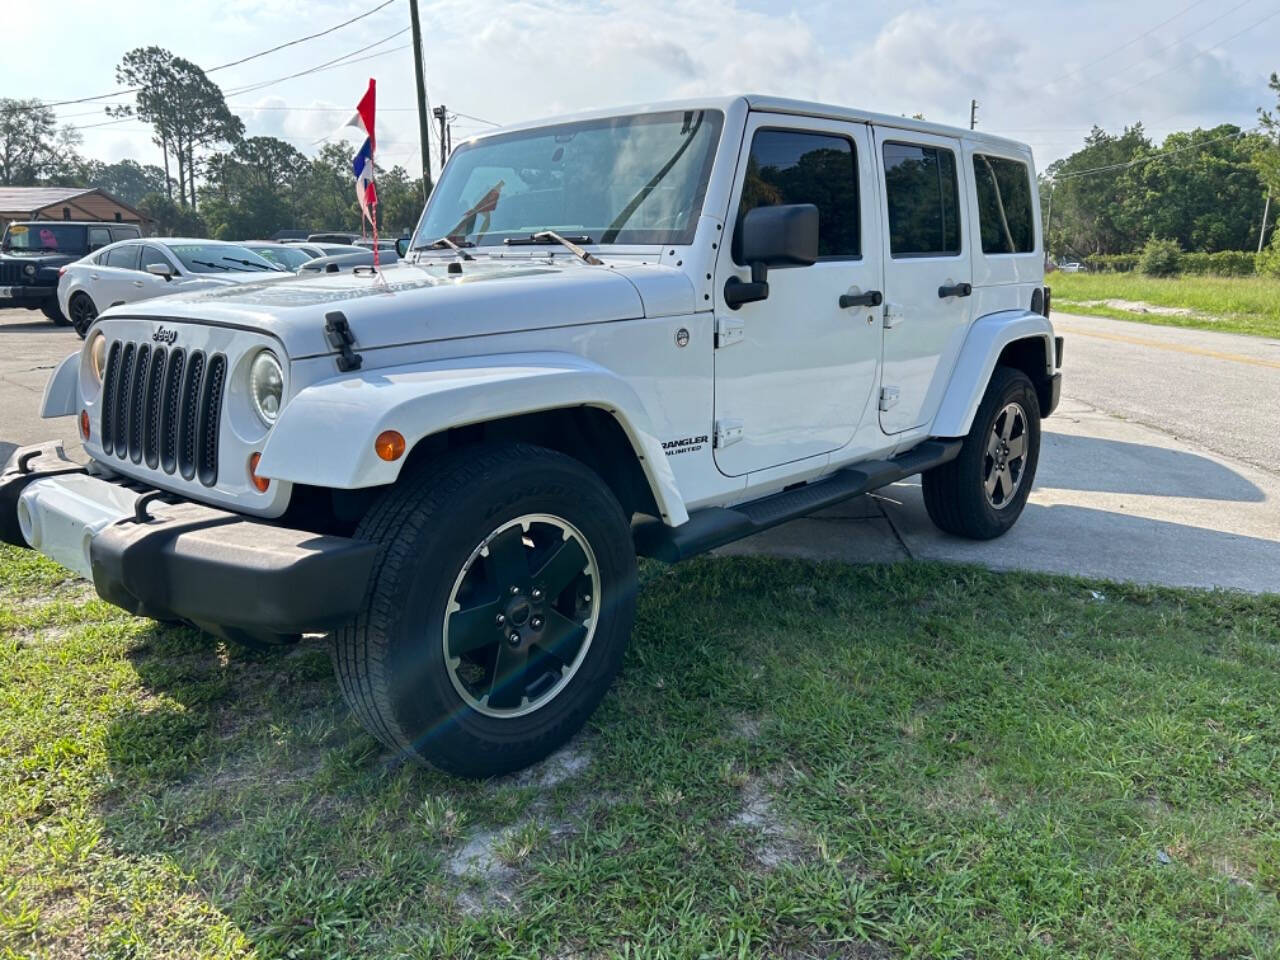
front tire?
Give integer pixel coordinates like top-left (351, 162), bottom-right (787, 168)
top-left (41, 299), bottom-right (70, 326)
top-left (332, 442), bottom-right (638, 777)
top-left (67, 293), bottom-right (97, 338)
top-left (921, 366), bottom-right (1041, 540)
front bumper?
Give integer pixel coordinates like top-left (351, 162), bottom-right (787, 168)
top-left (2, 442), bottom-right (378, 644)
top-left (0, 284), bottom-right (56, 306)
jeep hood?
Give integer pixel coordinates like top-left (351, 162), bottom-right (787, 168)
top-left (103, 258), bottom-right (695, 358)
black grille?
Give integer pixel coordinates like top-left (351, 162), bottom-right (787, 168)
top-left (100, 339), bottom-right (226, 486)
top-left (0, 263), bottom-right (26, 285)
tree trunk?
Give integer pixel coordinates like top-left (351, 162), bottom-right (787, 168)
top-left (174, 133), bottom-right (186, 207)
top-left (188, 145), bottom-right (198, 208)
top-left (161, 138), bottom-right (171, 201)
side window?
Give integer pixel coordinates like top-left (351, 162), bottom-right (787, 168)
top-left (87, 227), bottom-right (111, 251)
top-left (882, 142), bottom-right (961, 257)
top-left (109, 225), bottom-right (140, 243)
top-left (103, 244), bottom-right (140, 270)
top-left (973, 154), bottom-right (1035, 254)
top-left (736, 129), bottom-right (860, 261)
top-left (139, 245), bottom-right (173, 273)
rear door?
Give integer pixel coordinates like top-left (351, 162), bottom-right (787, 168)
top-left (873, 129), bottom-right (973, 434)
top-left (93, 243), bottom-right (143, 306)
top-left (712, 116), bottom-right (884, 477)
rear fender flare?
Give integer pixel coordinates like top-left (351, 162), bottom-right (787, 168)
top-left (257, 351), bottom-right (689, 525)
top-left (930, 310), bottom-right (1054, 437)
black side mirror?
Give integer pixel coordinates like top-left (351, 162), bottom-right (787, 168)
top-left (395, 236), bottom-right (410, 258)
top-left (725, 204), bottom-right (819, 309)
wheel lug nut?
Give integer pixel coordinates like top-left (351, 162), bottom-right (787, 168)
top-left (510, 585), bottom-right (520, 595)
top-left (495, 613), bottom-right (505, 626)
top-left (531, 588), bottom-right (543, 602)
top-left (508, 631), bottom-right (521, 646)
top-left (531, 616), bottom-right (544, 630)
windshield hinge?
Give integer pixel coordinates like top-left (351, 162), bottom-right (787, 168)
top-left (715, 316), bottom-right (744, 349)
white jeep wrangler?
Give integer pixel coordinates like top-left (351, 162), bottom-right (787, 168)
top-left (2, 96), bottom-right (1060, 777)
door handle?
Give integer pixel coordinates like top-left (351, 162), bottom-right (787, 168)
top-left (89, 274), bottom-right (99, 280)
top-left (132, 280), bottom-right (144, 287)
top-left (839, 290), bottom-right (883, 309)
top-left (938, 282), bottom-right (972, 299)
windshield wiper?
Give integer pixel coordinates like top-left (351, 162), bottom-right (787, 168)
top-left (190, 259), bottom-right (230, 271)
top-left (421, 236), bottom-right (474, 260)
top-left (222, 256), bottom-right (275, 271)
top-left (504, 231), bottom-right (602, 265)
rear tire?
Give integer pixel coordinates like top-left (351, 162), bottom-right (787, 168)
top-left (922, 366), bottom-right (1040, 540)
top-left (67, 293), bottom-right (97, 338)
top-left (41, 299), bottom-right (69, 326)
top-left (332, 442), bottom-right (637, 778)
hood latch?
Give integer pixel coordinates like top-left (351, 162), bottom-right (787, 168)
top-left (324, 311), bottom-right (363, 372)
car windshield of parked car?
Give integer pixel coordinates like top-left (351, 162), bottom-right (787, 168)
top-left (248, 245), bottom-right (311, 270)
top-left (2, 223), bottom-right (85, 254)
top-left (414, 109), bottom-right (724, 249)
top-left (167, 243), bottom-right (279, 273)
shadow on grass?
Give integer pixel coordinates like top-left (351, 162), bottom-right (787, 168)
top-left (84, 558), bottom-right (1280, 957)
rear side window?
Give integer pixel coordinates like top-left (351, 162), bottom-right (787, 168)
top-left (736, 129), bottom-right (860, 260)
top-left (973, 155), bottom-right (1035, 254)
top-left (103, 244), bottom-right (140, 270)
top-left (882, 142), bottom-right (961, 257)
top-left (87, 227), bottom-right (112, 250)
top-left (109, 225), bottom-right (140, 242)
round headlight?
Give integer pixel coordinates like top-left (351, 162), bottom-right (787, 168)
top-left (87, 332), bottom-right (107, 386)
top-left (249, 350), bottom-right (284, 425)
top-left (23, 263), bottom-right (36, 276)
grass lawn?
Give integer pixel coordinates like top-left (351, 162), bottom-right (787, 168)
top-left (1050, 273), bottom-right (1280, 339)
top-left (4, 544), bottom-right (1280, 958)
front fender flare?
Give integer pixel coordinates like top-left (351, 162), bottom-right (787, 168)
top-left (257, 351), bottom-right (689, 525)
top-left (930, 310), bottom-right (1054, 438)
top-left (40, 352), bottom-right (78, 419)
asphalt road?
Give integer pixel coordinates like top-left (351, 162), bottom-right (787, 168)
top-left (2, 307), bottom-right (1278, 592)
top-left (1051, 313), bottom-right (1280, 476)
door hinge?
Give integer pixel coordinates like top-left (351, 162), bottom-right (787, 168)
top-left (713, 419), bottom-right (744, 448)
top-left (715, 316), bottom-right (745, 348)
top-left (883, 302), bottom-right (905, 329)
top-left (879, 387), bottom-right (900, 411)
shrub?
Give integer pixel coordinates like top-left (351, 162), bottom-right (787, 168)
top-left (1138, 237), bottom-right (1183, 277)
top-left (1182, 251), bottom-right (1257, 277)
top-left (1259, 233), bottom-right (1280, 279)
top-left (1085, 254), bottom-right (1138, 273)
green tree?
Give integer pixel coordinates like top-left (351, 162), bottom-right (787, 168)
top-left (0, 98), bottom-right (83, 185)
top-left (1042, 124), bottom-right (1152, 257)
top-left (374, 164), bottom-right (427, 234)
top-left (200, 136), bottom-right (310, 238)
top-left (110, 48), bottom-right (242, 208)
top-left (81, 159), bottom-right (170, 207)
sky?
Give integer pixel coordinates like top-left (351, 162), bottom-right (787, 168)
top-left (4, 0), bottom-right (1277, 182)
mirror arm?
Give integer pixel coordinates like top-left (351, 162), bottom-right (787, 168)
top-left (724, 261), bottom-right (770, 310)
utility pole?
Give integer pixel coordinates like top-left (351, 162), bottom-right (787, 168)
top-left (1259, 187), bottom-right (1272, 254)
top-left (969, 99), bottom-right (978, 130)
top-left (433, 105), bottom-right (449, 169)
top-left (409, 0), bottom-right (433, 191)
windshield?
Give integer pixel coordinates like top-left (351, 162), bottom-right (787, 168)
top-left (2, 223), bottom-right (85, 253)
top-left (414, 109), bottom-right (723, 249)
top-left (247, 244), bottom-right (311, 271)
top-left (168, 243), bottom-right (280, 273)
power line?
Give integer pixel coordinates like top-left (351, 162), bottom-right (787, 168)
top-left (11, 0), bottom-right (403, 112)
top-left (223, 29), bottom-right (410, 97)
top-left (1040, 0), bottom-right (1215, 89)
top-left (1048, 126), bottom-right (1257, 181)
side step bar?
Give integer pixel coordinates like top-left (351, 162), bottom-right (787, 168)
top-left (634, 440), bottom-right (962, 563)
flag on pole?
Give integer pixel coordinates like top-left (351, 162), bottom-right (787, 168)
top-left (343, 79), bottom-right (380, 268)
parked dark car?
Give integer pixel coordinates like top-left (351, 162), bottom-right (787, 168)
top-left (0, 221), bottom-right (141, 324)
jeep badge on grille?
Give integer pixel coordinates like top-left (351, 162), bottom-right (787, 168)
top-left (152, 327), bottom-right (178, 344)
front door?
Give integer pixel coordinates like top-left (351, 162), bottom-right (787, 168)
top-left (874, 129), bottom-right (974, 434)
top-left (712, 115), bottom-right (883, 477)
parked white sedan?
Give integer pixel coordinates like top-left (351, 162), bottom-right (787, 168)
top-left (57, 238), bottom-right (286, 337)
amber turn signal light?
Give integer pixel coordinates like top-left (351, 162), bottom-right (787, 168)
top-left (248, 452), bottom-right (270, 492)
top-left (79, 409), bottom-right (90, 441)
top-left (375, 430), bottom-right (406, 462)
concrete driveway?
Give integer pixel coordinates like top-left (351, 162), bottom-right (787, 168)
top-left (3, 308), bottom-right (1279, 593)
